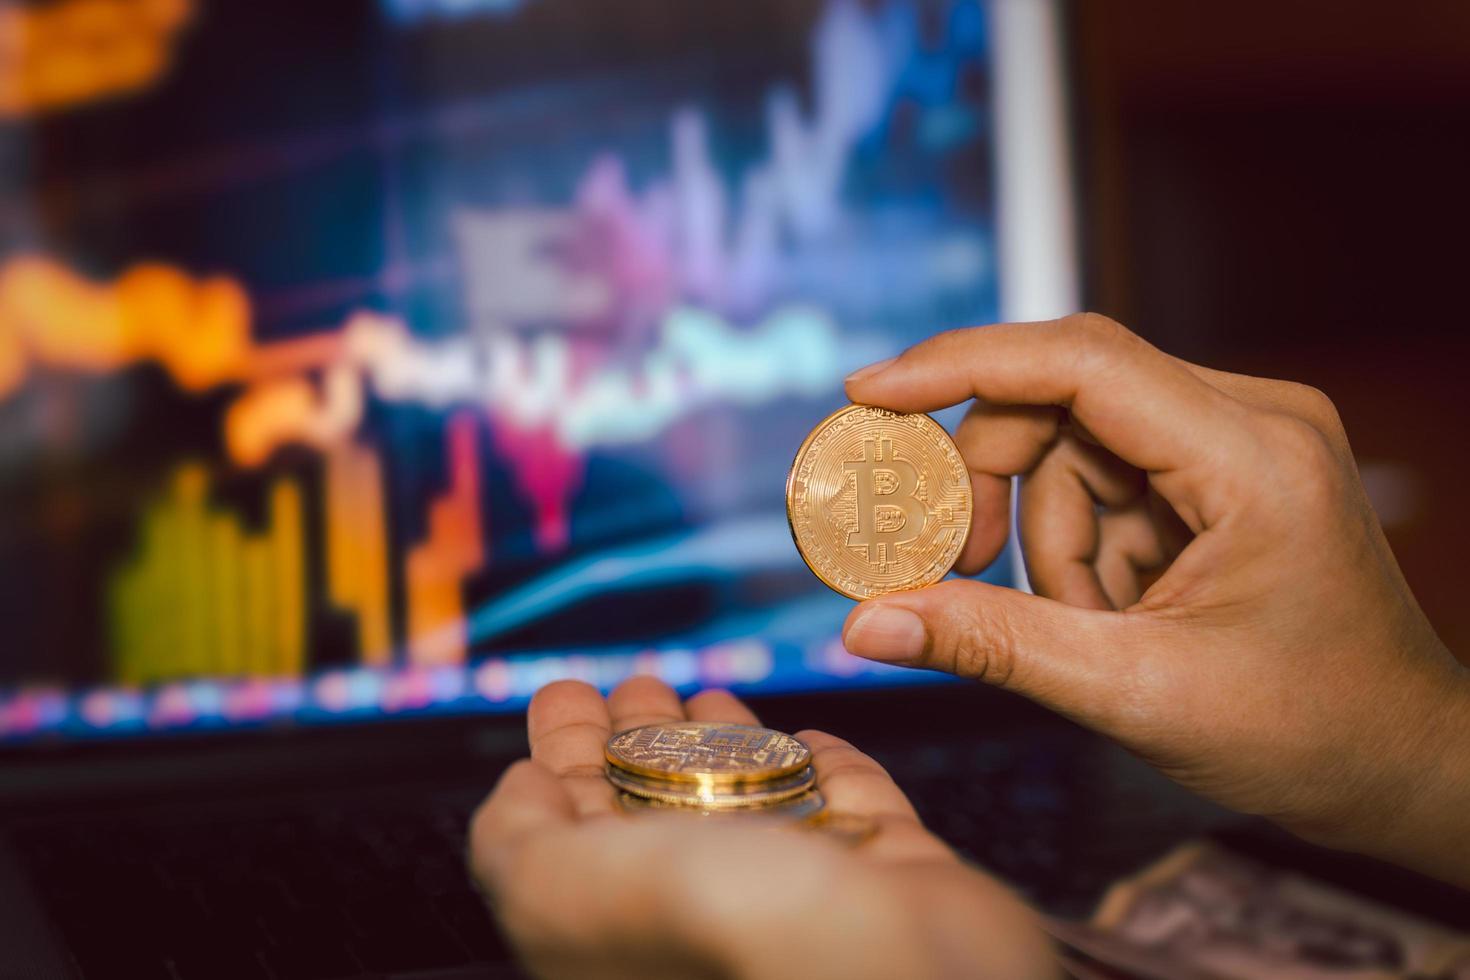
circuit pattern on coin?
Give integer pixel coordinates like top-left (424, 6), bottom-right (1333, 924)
top-left (605, 722), bottom-right (812, 783)
top-left (787, 404), bottom-right (972, 599)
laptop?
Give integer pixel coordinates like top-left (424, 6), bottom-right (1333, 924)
top-left (0, 1), bottom-right (1141, 976)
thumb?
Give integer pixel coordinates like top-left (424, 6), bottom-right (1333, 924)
top-left (842, 579), bottom-right (1136, 732)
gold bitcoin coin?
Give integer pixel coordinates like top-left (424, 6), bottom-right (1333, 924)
top-left (607, 764), bottom-right (816, 807)
top-left (786, 404), bottom-right (972, 599)
top-left (605, 722), bottom-right (811, 785)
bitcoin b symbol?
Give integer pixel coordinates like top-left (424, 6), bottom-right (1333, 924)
top-left (787, 405), bottom-right (972, 599)
top-left (844, 435), bottom-right (927, 567)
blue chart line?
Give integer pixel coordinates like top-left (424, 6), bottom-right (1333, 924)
top-left (463, 510), bottom-right (1015, 650)
top-left (384, 0), bottom-right (527, 22)
top-left (464, 514), bottom-right (801, 645)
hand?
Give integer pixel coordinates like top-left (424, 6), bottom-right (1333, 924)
top-left (469, 677), bottom-right (1057, 979)
top-left (841, 314), bottom-right (1470, 886)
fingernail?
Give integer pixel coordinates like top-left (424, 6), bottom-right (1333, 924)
top-left (845, 356), bottom-right (897, 384)
top-left (845, 605), bottom-right (926, 663)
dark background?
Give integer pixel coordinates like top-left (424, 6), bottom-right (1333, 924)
top-left (1073, 0), bottom-right (1470, 654)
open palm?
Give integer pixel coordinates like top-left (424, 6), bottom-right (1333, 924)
top-left (469, 676), bottom-right (1055, 979)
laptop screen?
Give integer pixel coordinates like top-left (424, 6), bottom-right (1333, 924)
top-left (0, 0), bottom-right (1062, 742)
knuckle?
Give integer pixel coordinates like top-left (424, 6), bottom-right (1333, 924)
top-left (1267, 412), bottom-right (1335, 466)
top-left (1074, 311), bottom-right (1140, 350)
top-left (944, 596), bottom-right (1019, 688)
top-left (1258, 413), bottom-right (1344, 507)
top-left (1075, 311), bottom-right (1134, 343)
top-left (1288, 381), bottom-right (1337, 417)
top-left (1063, 312), bottom-right (1143, 378)
top-left (1286, 381), bottom-right (1347, 440)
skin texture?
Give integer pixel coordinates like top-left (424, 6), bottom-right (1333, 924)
top-left (842, 313), bottom-right (1470, 887)
top-left (469, 677), bottom-right (1058, 980)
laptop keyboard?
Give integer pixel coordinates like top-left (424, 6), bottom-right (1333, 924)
top-left (14, 789), bottom-right (517, 979)
top-left (11, 731), bottom-right (1224, 979)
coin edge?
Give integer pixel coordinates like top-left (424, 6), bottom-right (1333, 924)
top-left (607, 764), bottom-right (817, 807)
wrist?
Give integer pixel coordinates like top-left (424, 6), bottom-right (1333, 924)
top-left (1307, 650), bottom-right (1470, 887)
top-left (1385, 660), bottom-right (1470, 885)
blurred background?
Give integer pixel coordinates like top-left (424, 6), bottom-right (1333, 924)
top-left (0, 0), bottom-right (1018, 741)
top-left (1, 0), bottom-right (1467, 743)
top-left (1076, 0), bottom-right (1470, 653)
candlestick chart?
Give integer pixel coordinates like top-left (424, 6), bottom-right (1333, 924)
top-left (0, 0), bottom-right (1003, 722)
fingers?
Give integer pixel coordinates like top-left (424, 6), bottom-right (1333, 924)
top-left (951, 402), bottom-right (1062, 574)
top-left (1019, 435), bottom-right (1147, 609)
top-left (953, 402), bottom-right (1065, 477)
top-left (954, 469), bottom-right (1013, 575)
top-left (798, 730), bottom-right (952, 864)
top-left (1019, 450), bottom-right (1109, 611)
top-left (528, 680), bottom-right (617, 818)
top-left (528, 679), bottom-right (611, 772)
top-left (685, 689), bottom-right (761, 725)
top-left (1093, 507), bottom-right (1168, 609)
top-left (799, 731), bottom-right (917, 821)
top-left (842, 578), bottom-right (1127, 733)
top-left (846, 315), bottom-right (1252, 530)
top-left (608, 674), bottom-right (686, 732)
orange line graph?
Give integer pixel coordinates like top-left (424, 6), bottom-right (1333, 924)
top-left (225, 362), bottom-right (362, 468)
top-left (0, 255), bottom-right (250, 395)
top-left (0, 255), bottom-right (346, 400)
top-left (0, 0), bottom-right (193, 118)
top-left (0, 253), bottom-right (834, 484)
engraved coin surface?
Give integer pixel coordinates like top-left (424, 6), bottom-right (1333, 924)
top-left (605, 722), bottom-right (811, 784)
top-left (787, 404), bottom-right (972, 599)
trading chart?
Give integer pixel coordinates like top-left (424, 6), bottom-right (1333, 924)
top-left (0, 0), bottom-right (1006, 738)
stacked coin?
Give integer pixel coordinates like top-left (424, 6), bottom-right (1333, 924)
top-left (605, 721), bottom-right (825, 819)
